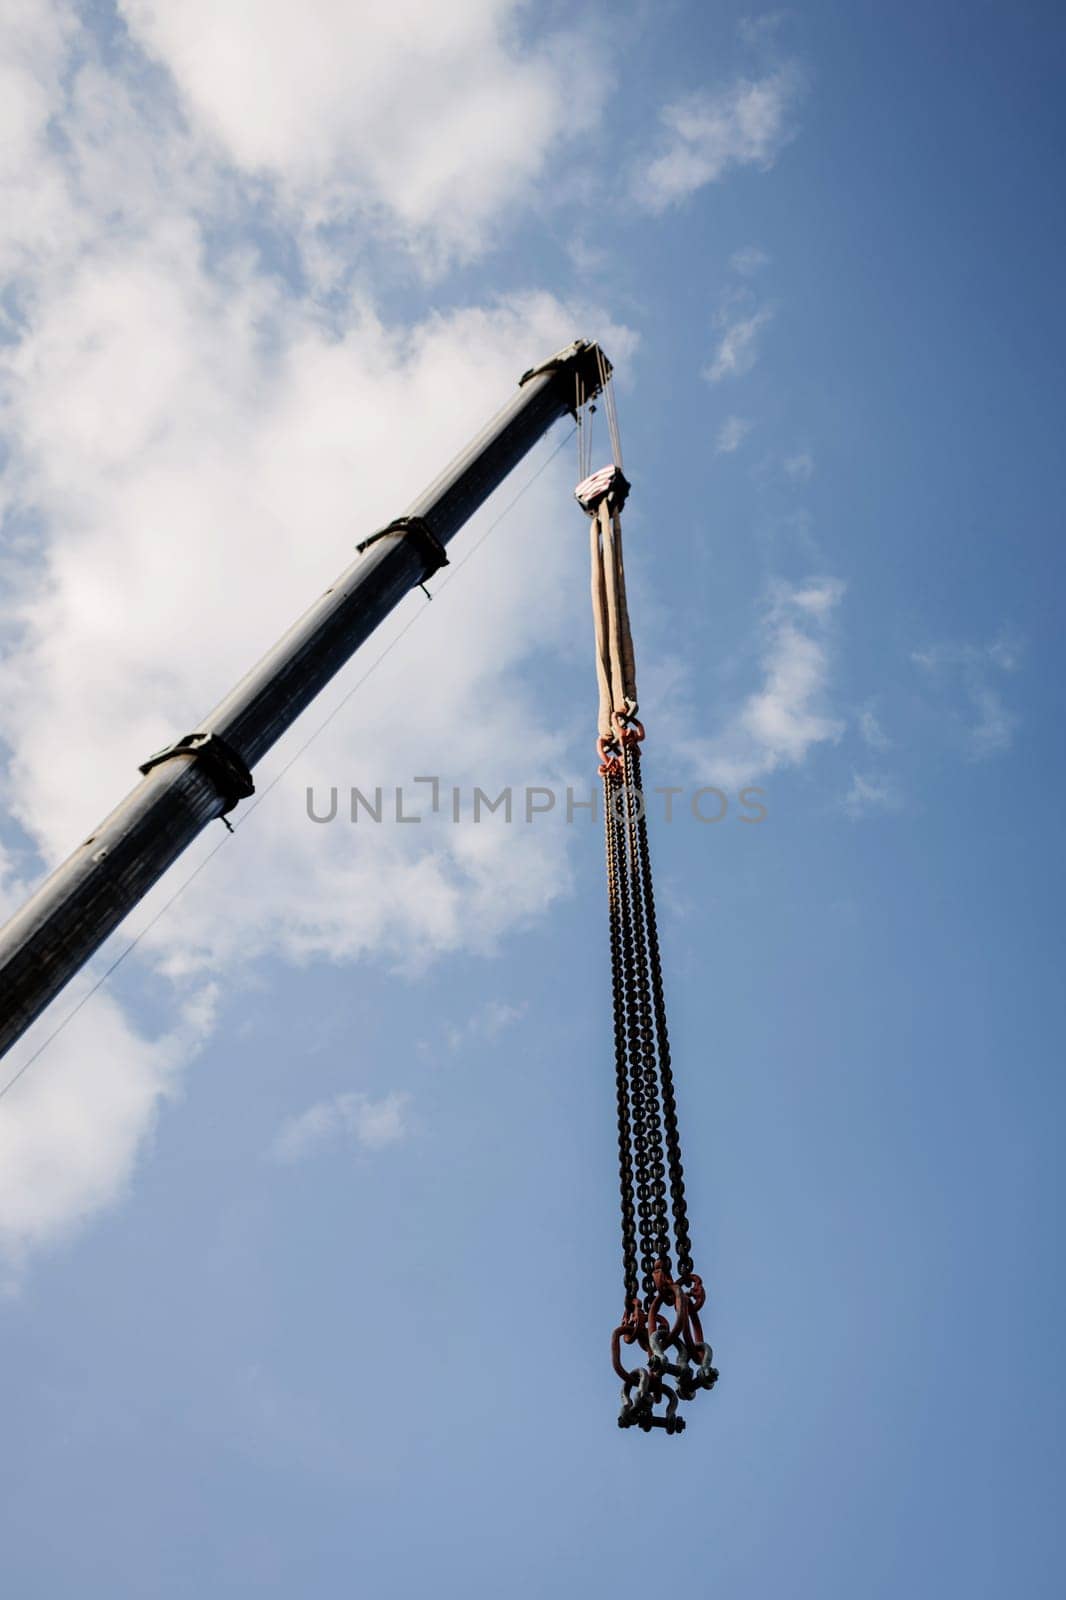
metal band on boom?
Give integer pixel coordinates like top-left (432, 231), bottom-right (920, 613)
top-left (139, 732), bottom-right (255, 817)
top-left (355, 515), bottom-right (449, 585)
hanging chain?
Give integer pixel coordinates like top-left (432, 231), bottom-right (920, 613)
top-left (610, 770), bottom-right (657, 1294)
top-left (580, 386), bottom-right (718, 1433)
top-left (619, 743), bottom-right (672, 1288)
top-left (629, 743), bottom-right (693, 1281)
top-left (603, 769), bottom-right (639, 1311)
top-left (604, 735), bottom-right (718, 1434)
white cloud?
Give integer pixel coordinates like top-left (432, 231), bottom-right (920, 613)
top-left (567, 238), bottom-right (610, 277)
top-left (270, 1090), bottom-right (411, 1164)
top-left (715, 415), bottom-right (754, 454)
top-left (783, 451), bottom-right (814, 481)
top-left (0, 843), bottom-right (29, 926)
top-left (443, 998), bottom-right (527, 1054)
top-left (858, 706), bottom-right (891, 751)
top-left (0, 3), bottom-right (78, 273)
top-left (841, 771), bottom-right (904, 819)
top-left (671, 578), bottom-right (846, 788)
top-left (987, 634), bottom-right (1022, 672)
top-left (635, 66), bottom-right (802, 212)
top-left (730, 244), bottom-right (771, 276)
top-left (0, 982), bottom-right (217, 1273)
top-left (117, 0), bottom-right (606, 264)
top-left (911, 632), bottom-right (1021, 760)
top-left (966, 686), bottom-right (1017, 759)
top-left (704, 296), bottom-right (775, 383)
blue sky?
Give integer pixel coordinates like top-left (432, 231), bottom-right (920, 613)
top-left (1, 2), bottom-right (1064, 1595)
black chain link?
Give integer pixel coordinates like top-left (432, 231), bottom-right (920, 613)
top-left (603, 771), bottom-right (639, 1309)
top-left (609, 772), bottom-right (659, 1295)
top-left (619, 746), bottom-right (672, 1288)
top-left (629, 745), bottom-right (693, 1279)
top-left (603, 742), bottom-right (695, 1307)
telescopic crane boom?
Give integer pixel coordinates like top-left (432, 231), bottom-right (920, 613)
top-left (0, 339), bottom-right (610, 1060)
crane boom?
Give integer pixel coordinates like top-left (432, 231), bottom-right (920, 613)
top-left (0, 339), bottom-right (610, 1061)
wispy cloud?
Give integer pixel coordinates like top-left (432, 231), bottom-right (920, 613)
top-left (987, 635), bottom-right (1022, 671)
top-left (841, 771), bottom-right (904, 819)
top-left (966, 687), bottom-right (1017, 758)
top-left (634, 66), bottom-right (803, 212)
top-left (715, 415), bottom-right (755, 454)
top-left (783, 451), bottom-right (814, 481)
top-left (672, 577), bottom-right (846, 788)
top-left (912, 631), bottom-right (1022, 760)
top-left (270, 1091), bottom-right (412, 1164)
top-left (443, 999), bottom-right (527, 1055)
top-left (704, 295), bottom-right (775, 383)
top-left (730, 244), bottom-right (771, 276)
top-left (858, 706), bottom-right (891, 752)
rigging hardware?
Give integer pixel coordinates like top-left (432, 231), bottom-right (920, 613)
top-left (578, 427), bottom-right (718, 1434)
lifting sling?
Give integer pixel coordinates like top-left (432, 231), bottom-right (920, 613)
top-left (575, 378), bottom-right (719, 1435)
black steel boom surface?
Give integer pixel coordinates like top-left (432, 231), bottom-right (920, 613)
top-left (0, 339), bottom-right (610, 1061)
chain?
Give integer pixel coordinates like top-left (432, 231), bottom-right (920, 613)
top-left (603, 770), bottom-right (639, 1310)
top-left (629, 745), bottom-right (693, 1280)
top-left (619, 744), bottom-right (672, 1288)
top-left (609, 771), bottom-right (659, 1297)
top-left (604, 751), bottom-right (719, 1431)
top-left (583, 443), bottom-right (715, 1431)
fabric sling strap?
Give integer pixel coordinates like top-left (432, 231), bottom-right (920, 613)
top-left (589, 496), bottom-right (638, 742)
